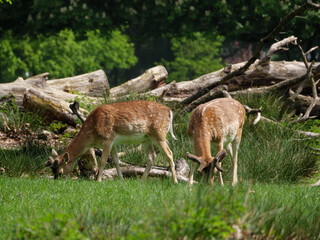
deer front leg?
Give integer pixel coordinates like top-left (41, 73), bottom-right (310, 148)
top-left (96, 143), bottom-right (111, 182)
top-left (210, 144), bottom-right (224, 186)
top-left (89, 147), bottom-right (98, 176)
top-left (231, 141), bottom-right (240, 186)
top-left (189, 161), bottom-right (196, 185)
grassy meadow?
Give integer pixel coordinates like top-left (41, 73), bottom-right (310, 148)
top-left (1, 94), bottom-right (320, 239)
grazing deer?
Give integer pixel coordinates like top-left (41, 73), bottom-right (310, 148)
top-left (46, 100), bottom-right (178, 183)
top-left (187, 98), bottom-right (245, 186)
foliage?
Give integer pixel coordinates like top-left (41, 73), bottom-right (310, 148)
top-left (0, 0), bottom-right (11, 4)
top-left (129, 187), bottom-right (243, 239)
top-left (0, 29), bottom-right (137, 82)
top-left (48, 120), bottom-right (68, 134)
top-left (16, 212), bottom-right (88, 240)
top-left (234, 94), bottom-right (317, 183)
top-left (0, 143), bottom-right (50, 177)
top-left (1, 0), bottom-right (319, 40)
top-left (0, 95), bottom-right (43, 133)
top-left (160, 32), bottom-right (225, 82)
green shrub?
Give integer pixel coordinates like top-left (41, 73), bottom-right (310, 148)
top-left (160, 32), bottom-right (224, 82)
top-left (0, 29), bottom-right (137, 83)
top-left (234, 94), bottom-right (318, 183)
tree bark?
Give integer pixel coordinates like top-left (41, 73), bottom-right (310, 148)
top-left (0, 70), bottom-right (108, 106)
top-left (109, 65), bottom-right (168, 97)
top-left (47, 70), bottom-right (109, 97)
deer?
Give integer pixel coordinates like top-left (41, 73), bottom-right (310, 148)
top-left (46, 100), bottom-right (178, 183)
top-left (186, 98), bottom-right (245, 186)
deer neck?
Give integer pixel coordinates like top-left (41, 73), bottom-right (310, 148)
top-left (61, 130), bottom-right (92, 173)
top-left (193, 134), bottom-right (213, 164)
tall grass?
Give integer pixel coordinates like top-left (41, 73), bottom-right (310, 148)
top-left (1, 178), bottom-right (320, 239)
top-left (0, 143), bottom-right (51, 177)
top-left (0, 93), bottom-right (319, 239)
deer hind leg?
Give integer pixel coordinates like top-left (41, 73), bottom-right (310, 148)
top-left (157, 140), bottom-right (178, 183)
top-left (142, 142), bottom-right (156, 180)
top-left (110, 147), bottom-right (123, 180)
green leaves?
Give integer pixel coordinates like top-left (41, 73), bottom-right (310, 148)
top-left (0, 29), bottom-right (137, 82)
top-left (161, 32), bottom-right (224, 82)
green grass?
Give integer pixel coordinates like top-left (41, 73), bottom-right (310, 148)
top-left (1, 93), bottom-right (320, 239)
top-left (1, 178), bottom-right (320, 239)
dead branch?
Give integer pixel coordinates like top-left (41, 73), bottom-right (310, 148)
top-left (259, 36), bottom-right (297, 65)
top-left (182, 1), bottom-right (319, 106)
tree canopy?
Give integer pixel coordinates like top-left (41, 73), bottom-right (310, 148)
top-left (1, 0), bottom-right (319, 41)
top-left (0, 0), bottom-right (319, 84)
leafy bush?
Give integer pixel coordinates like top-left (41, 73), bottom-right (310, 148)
top-left (160, 32), bottom-right (225, 82)
top-left (0, 29), bottom-right (137, 82)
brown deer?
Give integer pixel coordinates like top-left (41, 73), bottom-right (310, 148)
top-left (46, 100), bottom-right (178, 183)
top-left (187, 98), bottom-right (245, 186)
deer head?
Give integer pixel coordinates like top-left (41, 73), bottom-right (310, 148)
top-left (46, 149), bottom-right (69, 179)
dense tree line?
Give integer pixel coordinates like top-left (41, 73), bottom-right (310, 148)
top-left (0, 0), bottom-right (319, 84)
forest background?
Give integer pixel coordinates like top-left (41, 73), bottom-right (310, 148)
top-left (1, 0), bottom-right (320, 86)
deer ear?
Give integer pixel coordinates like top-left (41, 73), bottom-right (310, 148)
top-left (46, 157), bottom-right (54, 167)
top-left (52, 149), bottom-right (59, 158)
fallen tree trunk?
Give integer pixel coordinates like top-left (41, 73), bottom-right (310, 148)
top-left (0, 66), bottom-right (170, 125)
top-left (101, 165), bottom-right (190, 182)
top-left (0, 70), bottom-right (109, 106)
top-left (46, 70), bottom-right (110, 97)
top-left (23, 88), bottom-right (89, 127)
top-left (141, 61), bottom-right (319, 102)
top-left (109, 65), bottom-right (168, 97)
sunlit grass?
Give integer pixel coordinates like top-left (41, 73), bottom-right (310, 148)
top-left (0, 93), bottom-right (320, 239)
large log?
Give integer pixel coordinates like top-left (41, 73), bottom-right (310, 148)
top-left (0, 66), bottom-right (169, 125)
top-left (0, 70), bottom-right (108, 105)
top-left (23, 88), bottom-right (89, 127)
top-left (47, 70), bottom-right (110, 97)
top-left (109, 65), bottom-right (168, 97)
top-left (143, 61), bottom-right (319, 102)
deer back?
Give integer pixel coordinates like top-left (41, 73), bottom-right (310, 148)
top-left (188, 98), bottom-right (245, 157)
top-left (84, 100), bottom-right (172, 141)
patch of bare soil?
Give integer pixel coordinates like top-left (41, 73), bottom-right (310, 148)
top-left (0, 130), bottom-right (65, 150)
